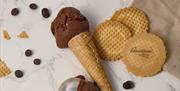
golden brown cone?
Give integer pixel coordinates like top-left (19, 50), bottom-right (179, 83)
top-left (68, 32), bottom-right (112, 91)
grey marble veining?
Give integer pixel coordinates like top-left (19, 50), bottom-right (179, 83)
top-left (0, 0), bottom-right (180, 91)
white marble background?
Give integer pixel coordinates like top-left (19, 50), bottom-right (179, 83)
top-left (0, 0), bottom-right (180, 91)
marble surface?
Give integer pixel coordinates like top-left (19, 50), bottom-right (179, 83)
top-left (0, 0), bottom-right (180, 91)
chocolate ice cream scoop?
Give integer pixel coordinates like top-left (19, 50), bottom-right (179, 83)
top-left (51, 7), bottom-right (89, 48)
top-left (78, 80), bottom-right (99, 91)
top-left (58, 75), bottom-right (99, 91)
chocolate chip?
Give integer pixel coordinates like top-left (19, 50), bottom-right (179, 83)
top-left (15, 70), bottom-right (24, 78)
top-left (25, 49), bottom-right (33, 57)
top-left (11, 8), bottom-right (19, 16)
top-left (123, 81), bottom-right (135, 89)
top-left (76, 75), bottom-right (85, 80)
top-left (33, 58), bottom-right (41, 65)
top-left (29, 3), bottom-right (38, 10)
top-left (42, 8), bottom-right (50, 18)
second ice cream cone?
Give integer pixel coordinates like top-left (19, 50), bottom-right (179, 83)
top-left (68, 32), bottom-right (112, 91)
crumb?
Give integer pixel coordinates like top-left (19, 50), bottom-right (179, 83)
top-left (3, 30), bottom-right (11, 40)
top-left (17, 31), bottom-right (29, 39)
top-left (0, 58), bottom-right (12, 77)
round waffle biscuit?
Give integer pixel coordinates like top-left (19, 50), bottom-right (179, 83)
top-left (111, 7), bottom-right (149, 35)
top-left (93, 20), bottom-right (132, 60)
top-left (122, 33), bottom-right (166, 77)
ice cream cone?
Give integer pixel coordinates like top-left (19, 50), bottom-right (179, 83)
top-left (68, 32), bottom-right (112, 91)
top-left (0, 59), bottom-right (11, 77)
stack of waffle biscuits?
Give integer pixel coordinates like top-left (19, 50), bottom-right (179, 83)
top-left (93, 7), bottom-right (166, 77)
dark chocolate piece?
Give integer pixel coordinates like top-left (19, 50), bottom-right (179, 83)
top-left (33, 58), bottom-right (41, 65)
top-left (123, 81), bottom-right (135, 89)
top-left (29, 3), bottom-right (38, 10)
top-left (11, 8), bottom-right (19, 16)
top-left (15, 70), bottom-right (24, 78)
top-left (25, 49), bottom-right (33, 57)
top-left (42, 8), bottom-right (50, 18)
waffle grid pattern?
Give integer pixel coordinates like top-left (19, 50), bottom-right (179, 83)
top-left (93, 20), bottom-right (131, 60)
top-left (0, 60), bottom-right (11, 77)
top-left (68, 32), bottom-right (112, 91)
top-left (111, 7), bottom-right (148, 35)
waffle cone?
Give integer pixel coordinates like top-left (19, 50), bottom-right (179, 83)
top-left (68, 32), bottom-right (112, 91)
top-left (0, 59), bottom-right (11, 77)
